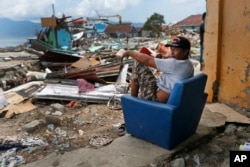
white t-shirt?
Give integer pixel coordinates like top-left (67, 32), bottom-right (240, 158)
top-left (155, 57), bottom-right (194, 94)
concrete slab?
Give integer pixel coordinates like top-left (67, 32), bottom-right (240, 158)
top-left (21, 124), bottom-right (213, 167)
top-left (21, 135), bottom-right (169, 167)
top-left (206, 103), bottom-right (250, 124)
top-left (200, 108), bottom-right (227, 127)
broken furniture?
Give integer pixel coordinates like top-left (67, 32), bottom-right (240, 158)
top-left (121, 73), bottom-right (208, 150)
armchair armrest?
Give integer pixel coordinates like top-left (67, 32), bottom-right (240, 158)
top-left (121, 94), bottom-right (178, 148)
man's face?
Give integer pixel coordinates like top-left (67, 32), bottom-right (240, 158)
top-left (170, 47), bottom-right (189, 60)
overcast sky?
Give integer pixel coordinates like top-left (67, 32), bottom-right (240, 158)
top-left (0, 0), bottom-right (206, 24)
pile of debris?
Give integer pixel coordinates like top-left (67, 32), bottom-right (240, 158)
top-left (0, 48), bottom-right (133, 118)
top-left (0, 33), bottom-right (202, 118)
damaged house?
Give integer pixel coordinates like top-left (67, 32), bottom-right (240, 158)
top-left (173, 14), bottom-right (202, 32)
top-left (104, 23), bottom-right (138, 38)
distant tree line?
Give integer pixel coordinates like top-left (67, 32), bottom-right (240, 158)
top-left (143, 13), bottom-right (165, 38)
top-left (142, 12), bottom-right (179, 38)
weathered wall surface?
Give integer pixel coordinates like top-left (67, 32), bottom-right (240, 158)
top-left (204, 0), bottom-right (250, 110)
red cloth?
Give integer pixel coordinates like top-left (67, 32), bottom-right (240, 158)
top-left (77, 79), bottom-right (95, 93)
top-left (139, 46), bottom-right (157, 57)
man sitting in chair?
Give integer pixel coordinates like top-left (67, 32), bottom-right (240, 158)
top-left (121, 36), bottom-right (194, 103)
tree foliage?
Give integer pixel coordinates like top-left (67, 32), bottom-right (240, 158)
top-left (143, 13), bottom-right (165, 37)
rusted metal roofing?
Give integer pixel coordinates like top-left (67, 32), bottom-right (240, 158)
top-left (104, 23), bottom-right (133, 33)
top-left (161, 25), bottom-right (169, 31)
top-left (174, 14), bottom-right (202, 27)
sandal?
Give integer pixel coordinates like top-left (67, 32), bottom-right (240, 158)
top-left (117, 123), bottom-right (126, 136)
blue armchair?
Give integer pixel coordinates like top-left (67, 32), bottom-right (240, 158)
top-left (121, 73), bottom-right (208, 150)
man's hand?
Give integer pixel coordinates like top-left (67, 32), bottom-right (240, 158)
top-left (116, 49), bottom-right (128, 63)
top-left (116, 49), bottom-right (126, 58)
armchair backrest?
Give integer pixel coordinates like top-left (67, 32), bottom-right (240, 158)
top-left (167, 73), bottom-right (207, 107)
top-left (166, 73), bottom-right (208, 145)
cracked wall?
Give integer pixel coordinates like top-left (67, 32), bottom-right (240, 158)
top-left (203, 0), bottom-right (250, 110)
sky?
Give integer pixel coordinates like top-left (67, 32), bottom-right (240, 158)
top-left (0, 0), bottom-right (206, 24)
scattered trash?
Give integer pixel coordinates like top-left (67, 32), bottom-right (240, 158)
top-left (117, 123), bottom-right (126, 136)
top-left (52, 111), bottom-right (63, 116)
top-left (47, 124), bottom-right (54, 131)
top-left (89, 134), bottom-right (113, 147)
top-left (55, 127), bottom-right (67, 137)
top-left (107, 95), bottom-right (122, 110)
top-left (21, 137), bottom-right (48, 147)
top-left (0, 96), bottom-right (8, 109)
top-left (3, 155), bottom-right (25, 166)
top-left (239, 142), bottom-right (250, 151)
top-left (73, 118), bottom-right (84, 126)
top-left (66, 100), bottom-right (77, 107)
top-left (58, 142), bottom-right (70, 150)
top-left (78, 129), bottom-right (84, 136)
top-left (193, 154), bottom-right (201, 165)
top-left (0, 143), bottom-right (23, 152)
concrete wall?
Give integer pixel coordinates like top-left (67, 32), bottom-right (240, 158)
top-left (203, 0), bottom-right (250, 110)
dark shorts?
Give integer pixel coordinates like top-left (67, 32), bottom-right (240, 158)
top-left (132, 60), bottom-right (158, 101)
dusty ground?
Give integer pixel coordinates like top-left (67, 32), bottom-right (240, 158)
top-left (0, 102), bottom-right (125, 164)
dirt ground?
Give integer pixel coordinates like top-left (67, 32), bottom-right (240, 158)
top-left (0, 101), bottom-right (125, 164)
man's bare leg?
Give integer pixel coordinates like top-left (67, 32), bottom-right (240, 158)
top-left (130, 79), bottom-right (139, 97)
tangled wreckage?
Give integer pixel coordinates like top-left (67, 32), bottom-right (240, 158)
top-left (0, 15), bottom-right (201, 119)
top-left (0, 48), bottom-right (131, 118)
